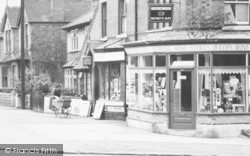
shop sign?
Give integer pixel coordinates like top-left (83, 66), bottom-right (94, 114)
top-left (83, 57), bottom-right (92, 65)
top-left (125, 44), bottom-right (250, 54)
top-left (105, 106), bottom-right (125, 112)
top-left (149, 4), bottom-right (173, 23)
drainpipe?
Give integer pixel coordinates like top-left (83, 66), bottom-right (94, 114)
top-left (135, 0), bottom-right (138, 41)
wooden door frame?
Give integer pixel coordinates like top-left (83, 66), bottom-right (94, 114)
top-left (169, 69), bottom-right (196, 129)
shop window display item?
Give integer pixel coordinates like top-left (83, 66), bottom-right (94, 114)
top-left (142, 74), bottom-right (154, 111)
top-left (155, 73), bottom-right (167, 112)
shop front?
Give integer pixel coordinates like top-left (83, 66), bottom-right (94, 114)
top-left (91, 39), bottom-right (127, 120)
top-left (124, 39), bottom-right (250, 137)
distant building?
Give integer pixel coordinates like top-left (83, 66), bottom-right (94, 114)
top-left (62, 9), bottom-right (94, 99)
top-left (0, 0), bottom-right (91, 88)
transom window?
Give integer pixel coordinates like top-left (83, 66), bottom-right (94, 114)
top-left (224, 0), bottom-right (250, 25)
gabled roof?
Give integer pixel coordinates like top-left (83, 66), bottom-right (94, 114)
top-left (1, 7), bottom-right (20, 32)
top-left (23, 0), bottom-right (91, 23)
top-left (62, 9), bottom-right (94, 30)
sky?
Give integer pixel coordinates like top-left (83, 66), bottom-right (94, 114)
top-left (0, 0), bottom-right (20, 21)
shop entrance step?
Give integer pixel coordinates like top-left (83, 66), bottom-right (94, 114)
top-left (166, 129), bottom-right (197, 137)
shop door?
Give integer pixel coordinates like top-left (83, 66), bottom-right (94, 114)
top-left (170, 70), bottom-right (196, 130)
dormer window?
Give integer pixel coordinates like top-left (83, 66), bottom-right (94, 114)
top-left (224, 0), bottom-right (250, 25)
top-left (71, 29), bottom-right (78, 51)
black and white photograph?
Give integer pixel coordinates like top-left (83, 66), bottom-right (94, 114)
top-left (0, 0), bottom-right (250, 156)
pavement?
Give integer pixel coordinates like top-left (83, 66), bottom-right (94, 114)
top-left (0, 105), bottom-right (250, 156)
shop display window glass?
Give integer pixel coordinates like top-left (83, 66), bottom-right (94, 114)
top-left (99, 62), bottom-right (122, 101)
top-left (130, 56), bottom-right (139, 67)
top-left (155, 55), bottom-right (166, 67)
top-left (141, 73), bottom-right (154, 110)
top-left (198, 69), bottom-right (211, 113)
top-left (170, 55), bottom-right (194, 65)
top-left (212, 69), bottom-right (246, 113)
top-left (110, 63), bottom-right (121, 100)
top-left (213, 54), bottom-right (246, 66)
top-left (248, 69), bottom-right (250, 112)
top-left (198, 54), bottom-right (210, 67)
top-left (129, 73), bottom-right (140, 109)
top-left (141, 56), bottom-right (153, 67)
top-left (155, 71), bottom-right (167, 112)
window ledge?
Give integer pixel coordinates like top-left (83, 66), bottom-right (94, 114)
top-left (68, 49), bottom-right (79, 53)
top-left (222, 25), bottom-right (250, 31)
top-left (146, 26), bottom-right (173, 34)
top-left (100, 36), bottom-right (108, 42)
top-left (116, 33), bottom-right (127, 39)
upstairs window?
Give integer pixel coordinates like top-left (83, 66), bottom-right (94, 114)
top-left (148, 0), bottom-right (172, 30)
top-left (102, 2), bottom-right (107, 37)
top-left (71, 29), bottom-right (78, 51)
top-left (224, 0), bottom-right (250, 25)
top-left (5, 30), bottom-right (11, 53)
top-left (119, 0), bottom-right (127, 34)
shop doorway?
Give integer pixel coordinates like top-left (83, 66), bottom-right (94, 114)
top-left (170, 70), bottom-right (196, 129)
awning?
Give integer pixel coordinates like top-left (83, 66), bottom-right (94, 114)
top-left (63, 59), bottom-right (77, 68)
top-left (0, 55), bottom-right (11, 64)
top-left (93, 38), bottom-right (126, 62)
top-left (94, 51), bottom-right (125, 62)
top-left (213, 68), bottom-right (246, 74)
top-left (170, 61), bottom-right (194, 69)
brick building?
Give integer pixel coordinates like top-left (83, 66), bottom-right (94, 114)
top-left (123, 0), bottom-right (250, 137)
top-left (0, 7), bottom-right (21, 88)
top-left (72, 0), bottom-right (250, 137)
top-left (0, 0), bottom-right (91, 89)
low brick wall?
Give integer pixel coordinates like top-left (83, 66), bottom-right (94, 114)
top-left (0, 92), bottom-right (15, 107)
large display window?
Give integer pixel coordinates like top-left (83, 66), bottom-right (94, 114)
top-left (198, 53), bottom-right (248, 114)
top-left (127, 55), bottom-right (167, 112)
top-left (98, 62), bottom-right (122, 101)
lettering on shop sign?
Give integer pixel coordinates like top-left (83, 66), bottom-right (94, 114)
top-left (152, 44), bottom-right (250, 53)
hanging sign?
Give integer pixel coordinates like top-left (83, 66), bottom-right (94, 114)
top-left (149, 4), bottom-right (173, 23)
top-left (83, 56), bottom-right (92, 65)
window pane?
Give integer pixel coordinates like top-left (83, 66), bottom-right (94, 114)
top-left (105, 64), bottom-right (109, 99)
top-left (110, 63), bottom-right (121, 101)
top-left (170, 55), bottom-right (194, 65)
top-left (141, 56), bottom-right (153, 67)
top-left (130, 56), bottom-right (139, 67)
top-left (225, 4), bottom-right (236, 24)
top-left (248, 69), bottom-right (250, 112)
top-left (212, 71), bottom-right (246, 113)
top-left (155, 71), bottom-right (167, 112)
top-left (198, 69), bottom-right (211, 113)
top-left (199, 54), bottom-right (210, 67)
top-left (213, 54), bottom-right (246, 66)
top-left (236, 4), bottom-right (249, 22)
top-left (156, 55), bottom-right (166, 67)
top-left (129, 73), bottom-right (140, 109)
top-left (142, 73), bottom-right (153, 111)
